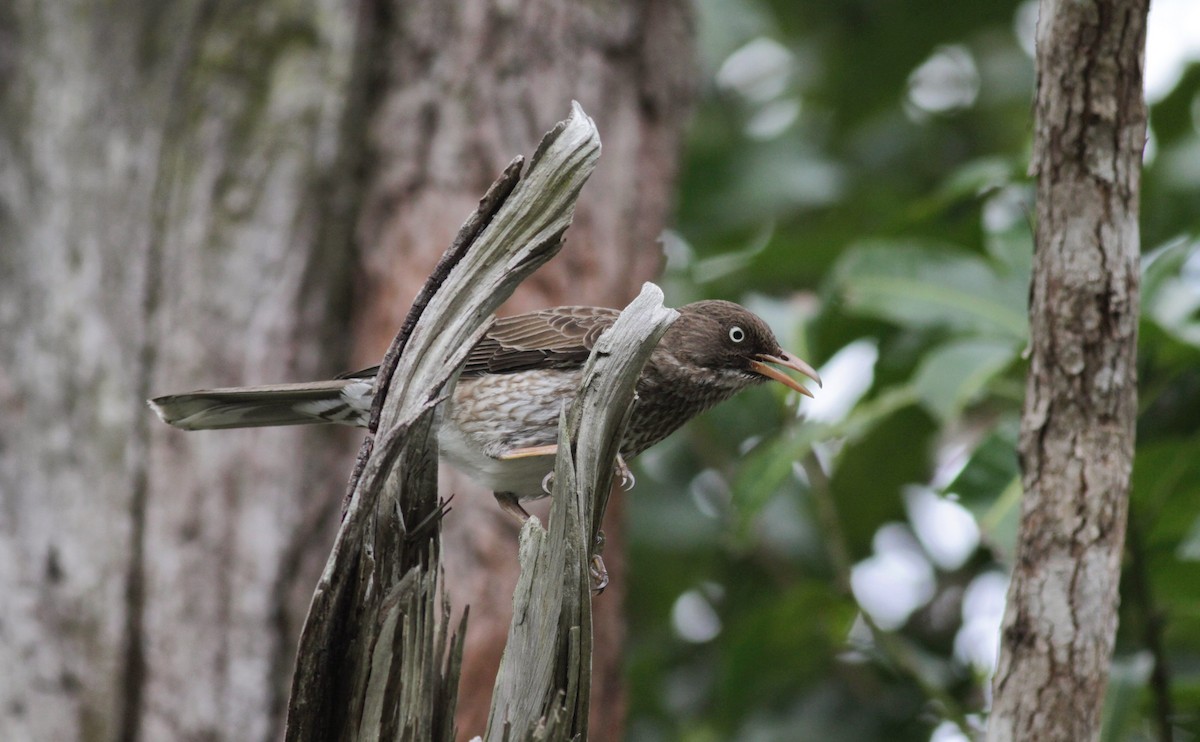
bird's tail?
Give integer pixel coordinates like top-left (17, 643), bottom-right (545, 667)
top-left (148, 378), bottom-right (374, 430)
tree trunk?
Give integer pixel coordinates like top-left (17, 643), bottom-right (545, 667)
top-left (0, 1), bottom-right (692, 740)
top-left (351, 2), bottom-right (694, 739)
top-left (988, 1), bottom-right (1148, 740)
top-left (0, 2), bottom-right (363, 740)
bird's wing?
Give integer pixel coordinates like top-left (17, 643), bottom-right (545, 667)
top-left (333, 306), bottom-right (621, 379)
top-left (463, 306), bottom-right (621, 375)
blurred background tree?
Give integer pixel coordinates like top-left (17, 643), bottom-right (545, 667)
top-left (625, 1), bottom-right (1200, 740)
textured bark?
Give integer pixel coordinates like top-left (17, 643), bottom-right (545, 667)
top-left (484, 285), bottom-right (678, 741)
top-left (0, 1), bottom-right (365, 740)
top-left (988, 1), bottom-right (1148, 740)
top-left (286, 107), bottom-right (603, 742)
top-left (0, 1), bottom-right (692, 741)
top-left (353, 2), bottom-right (695, 739)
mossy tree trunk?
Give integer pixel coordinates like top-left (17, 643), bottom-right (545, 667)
top-left (0, 1), bottom-right (692, 740)
top-left (0, 2), bottom-right (363, 739)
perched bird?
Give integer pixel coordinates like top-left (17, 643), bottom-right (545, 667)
top-left (149, 300), bottom-right (820, 519)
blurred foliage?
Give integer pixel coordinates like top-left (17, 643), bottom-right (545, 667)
top-left (626, 1), bottom-right (1200, 740)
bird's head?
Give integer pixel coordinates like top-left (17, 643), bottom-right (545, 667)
top-left (660, 300), bottom-right (822, 397)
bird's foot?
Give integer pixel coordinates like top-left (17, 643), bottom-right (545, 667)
top-left (615, 453), bottom-right (635, 491)
top-left (511, 446), bottom-right (630, 494)
top-left (589, 529), bottom-right (608, 595)
top-left (541, 460), bottom-right (632, 495)
top-left (590, 554), bottom-right (609, 594)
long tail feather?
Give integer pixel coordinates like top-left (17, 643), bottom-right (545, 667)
top-left (148, 379), bottom-right (374, 430)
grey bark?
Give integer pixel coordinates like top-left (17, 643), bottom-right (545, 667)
top-left (0, 1), bottom-right (692, 740)
top-left (484, 284), bottom-right (677, 741)
top-left (988, 0), bottom-right (1148, 740)
top-left (0, 2), bottom-right (362, 740)
top-left (286, 102), bottom-right (602, 741)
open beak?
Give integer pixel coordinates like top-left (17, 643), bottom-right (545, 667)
top-left (750, 350), bottom-right (822, 398)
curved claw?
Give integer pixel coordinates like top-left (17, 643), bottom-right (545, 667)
top-left (619, 469), bottom-right (636, 491)
top-left (589, 554), bottom-right (609, 595)
top-left (541, 471), bottom-right (556, 495)
top-left (615, 453), bottom-right (636, 491)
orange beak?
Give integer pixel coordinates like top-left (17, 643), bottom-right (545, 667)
top-left (750, 351), bottom-right (822, 398)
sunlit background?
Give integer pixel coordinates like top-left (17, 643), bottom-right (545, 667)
top-left (626, 1), bottom-right (1200, 739)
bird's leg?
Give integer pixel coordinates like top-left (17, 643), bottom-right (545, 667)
top-left (495, 445), bottom-right (624, 594)
top-left (493, 491), bottom-right (531, 524)
top-left (501, 444), bottom-right (634, 492)
top-left (497, 490), bottom-right (608, 594)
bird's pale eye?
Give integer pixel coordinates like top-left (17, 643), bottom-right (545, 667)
top-left (728, 326), bottom-right (746, 343)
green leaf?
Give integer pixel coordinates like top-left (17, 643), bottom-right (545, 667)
top-left (719, 581), bottom-right (856, 718)
top-left (945, 418), bottom-right (1019, 504)
top-left (1133, 436), bottom-right (1200, 546)
top-left (831, 242), bottom-right (1029, 340)
top-left (911, 156), bottom-right (1017, 218)
top-left (912, 338), bottom-right (1018, 422)
top-left (977, 475), bottom-right (1021, 560)
top-left (1100, 653), bottom-right (1154, 742)
top-left (984, 219), bottom-right (1034, 274)
top-left (1142, 237), bottom-right (1200, 348)
top-left (1141, 237), bottom-right (1193, 301)
top-left (729, 422), bottom-right (824, 526)
top-left (943, 418), bottom-right (1021, 558)
top-left (731, 385), bottom-right (919, 528)
top-left (1178, 516), bottom-right (1200, 561)
top-left (829, 404), bottom-right (937, 558)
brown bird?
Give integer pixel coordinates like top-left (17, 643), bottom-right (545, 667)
top-left (149, 300), bottom-right (821, 520)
